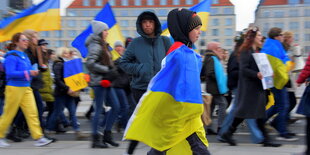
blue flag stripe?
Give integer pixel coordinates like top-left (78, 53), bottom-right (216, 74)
top-left (63, 58), bottom-right (83, 78)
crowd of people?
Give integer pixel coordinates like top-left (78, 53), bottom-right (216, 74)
top-left (0, 7), bottom-right (309, 155)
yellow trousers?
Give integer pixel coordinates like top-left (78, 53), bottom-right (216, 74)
top-left (0, 86), bottom-right (43, 139)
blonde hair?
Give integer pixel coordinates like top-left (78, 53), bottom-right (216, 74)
top-left (283, 31), bottom-right (294, 39)
top-left (56, 47), bottom-right (70, 58)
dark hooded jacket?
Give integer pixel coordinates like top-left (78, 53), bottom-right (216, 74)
top-left (118, 11), bottom-right (171, 90)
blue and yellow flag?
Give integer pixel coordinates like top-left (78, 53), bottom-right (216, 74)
top-left (64, 58), bottom-right (88, 92)
top-left (124, 43), bottom-right (208, 152)
top-left (161, 0), bottom-right (211, 36)
top-left (261, 38), bottom-right (293, 89)
top-left (72, 3), bottom-right (124, 58)
top-left (0, 0), bottom-right (60, 42)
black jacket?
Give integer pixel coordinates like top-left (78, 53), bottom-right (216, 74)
top-left (25, 48), bottom-right (44, 90)
top-left (227, 51), bottom-right (239, 90)
top-left (201, 50), bottom-right (220, 95)
top-left (53, 57), bottom-right (69, 96)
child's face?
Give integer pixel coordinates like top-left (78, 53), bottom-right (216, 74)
top-left (189, 25), bottom-right (201, 43)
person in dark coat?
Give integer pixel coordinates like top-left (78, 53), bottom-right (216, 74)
top-left (219, 27), bottom-right (281, 147)
top-left (296, 54), bottom-right (310, 155)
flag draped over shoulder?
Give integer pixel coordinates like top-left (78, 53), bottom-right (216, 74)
top-left (161, 0), bottom-right (211, 36)
top-left (64, 58), bottom-right (88, 91)
top-left (261, 38), bottom-right (292, 89)
top-left (0, 0), bottom-right (60, 42)
top-left (124, 43), bottom-right (208, 152)
top-left (72, 3), bottom-right (124, 58)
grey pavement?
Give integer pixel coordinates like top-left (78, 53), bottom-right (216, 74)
top-left (0, 88), bottom-right (308, 155)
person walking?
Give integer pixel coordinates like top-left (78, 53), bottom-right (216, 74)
top-left (0, 33), bottom-right (52, 147)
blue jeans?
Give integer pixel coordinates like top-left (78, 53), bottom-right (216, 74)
top-left (33, 90), bottom-right (45, 128)
top-left (219, 89), bottom-right (263, 143)
top-left (114, 88), bottom-right (129, 129)
top-left (47, 95), bottom-right (79, 131)
top-left (266, 87), bottom-right (290, 136)
top-left (0, 97), bottom-right (3, 116)
top-left (92, 86), bottom-right (120, 134)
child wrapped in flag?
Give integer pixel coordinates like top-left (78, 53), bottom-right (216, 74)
top-left (124, 8), bottom-right (210, 154)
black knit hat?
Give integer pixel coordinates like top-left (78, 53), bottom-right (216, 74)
top-left (188, 13), bottom-right (202, 32)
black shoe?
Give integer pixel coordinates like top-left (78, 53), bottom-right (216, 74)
top-left (206, 129), bottom-right (217, 135)
top-left (103, 131), bottom-right (119, 147)
top-left (92, 134), bottom-right (108, 148)
top-left (56, 124), bottom-right (67, 134)
top-left (262, 141), bottom-right (282, 147)
top-left (287, 132), bottom-right (296, 136)
top-left (6, 134), bottom-right (22, 142)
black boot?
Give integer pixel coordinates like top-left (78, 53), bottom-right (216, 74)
top-left (6, 125), bottom-right (22, 142)
top-left (92, 134), bottom-right (108, 148)
top-left (220, 127), bottom-right (237, 146)
top-left (103, 130), bottom-right (119, 147)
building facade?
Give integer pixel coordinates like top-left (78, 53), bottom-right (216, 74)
top-left (39, 0), bottom-right (235, 52)
top-left (254, 0), bottom-right (310, 56)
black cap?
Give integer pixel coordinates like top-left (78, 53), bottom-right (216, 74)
top-left (38, 39), bottom-right (48, 46)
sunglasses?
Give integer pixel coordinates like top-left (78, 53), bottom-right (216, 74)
top-left (20, 38), bottom-right (29, 42)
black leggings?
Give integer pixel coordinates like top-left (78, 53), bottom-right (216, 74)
top-left (306, 117), bottom-right (310, 155)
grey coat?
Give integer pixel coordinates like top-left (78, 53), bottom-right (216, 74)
top-left (234, 49), bottom-right (267, 119)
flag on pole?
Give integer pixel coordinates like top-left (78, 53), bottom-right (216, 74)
top-left (72, 3), bottom-right (124, 58)
top-left (0, 0), bottom-right (60, 42)
top-left (161, 0), bottom-right (211, 36)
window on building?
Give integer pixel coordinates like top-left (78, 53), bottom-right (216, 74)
top-left (120, 10), bottom-right (129, 16)
top-left (225, 18), bottom-right (232, 26)
top-left (83, 0), bottom-right (90, 6)
top-left (40, 31), bottom-right (49, 38)
top-left (305, 0), bottom-right (310, 4)
top-left (224, 28), bottom-right (233, 36)
top-left (135, 0), bottom-right (142, 5)
top-left (225, 39), bottom-right (233, 46)
top-left (306, 9), bottom-right (310, 16)
top-left (274, 11), bottom-right (284, 17)
top-left (68, 30), bottom-right (77, 38)
top-left (109, 0), bottom-right (115, 6)
top-left (211, 19), bottom-right (219, 26)
top-left (305, 21), bottom-right (310, 28)
top-left (294, 34), bottom-right (299, 41)
top-left (81, 10), bottom-right (91, 17)
top-left (120, 20), bottom-right (129, 27)
top-left (55, 40), bottom-right (63, 48)
top-left (223, 8), bottom-right (234, 14)
top-left (212, 0), bottom-right (219, 4)
top-left (262, 11), bottom-right (270, 18)
top-left (185, 0), bottom-right (193, 5)
top-left (212, 29), bottom-right (219, 36)
top-left (289, 9), bottom-right (299, 17)
top-left (147, 0), bottom-right (153, 5)
top-left (212, 39), bottom-right (219, 42)
top-left (211, 8), bottom-right (219, 15)
top-left (305, 34), bottom-right (310, 41)
top-left (160, 0), bottom-right (167, 5)
top-left (121, 30), bottom-right (129, 37)
top-left (121, 0), bottom-right (128, 6)
top-left (288, 0), bottom-right (300, 4)
top-left (96, 0), bottom-right (102, 6)
top-left (67, 10), bottom-right (77, 16)
top-left (263, 23), bottom-right (270, 36)
top-left (81, 20), bottom-right (89, 27)
top-left (173, 0), bottom-right (180, 5)
top-left (289, 22), bottom-right (299, 30)
top-left (274, 22), bottom-right (284, 29)
top-left (67, 20), bottom-right (76, 27)
top-left (305, 46), bottom-right (310, 56)
top-left (201, 31), bottom-right (207, 37)
top-left (157, 9), bottom-right (168, 17)
top-left (54, 30), bottom-right (63, 38)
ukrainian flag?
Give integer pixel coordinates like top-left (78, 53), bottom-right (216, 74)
top-left (161, 0), bottom-right (211, 36)
top-left (124, 42), bottom-right (208, 153)
top-left (64, 58), bottom-right (88, 92)
top-left (261, 38), bottom-right (293, 89)
top-left (72, 3), bottom-right (124, 58)
top-left (0, 0), bottom-right (60, 42)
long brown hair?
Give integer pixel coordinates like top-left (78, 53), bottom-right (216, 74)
top-left (23, 29), bottom-right (38, 56)
top-left (237, 26), bottom-right (259, 58)
top-left (7, 33), bottom-right (24, 51)
top-left (98, 33), bottom-right (113, 66)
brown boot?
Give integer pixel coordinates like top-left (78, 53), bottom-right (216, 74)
top-left (75, 131), bottom-right (89, 140)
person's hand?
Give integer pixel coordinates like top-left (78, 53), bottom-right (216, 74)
top-left (67, 89), bottom-right (74, 95)
top-left (297, 83), bottom-right (302, 87)
top-left (257, 72), bottom-right (263, 80)
top-left (30, 70), bottom-right (39, 76)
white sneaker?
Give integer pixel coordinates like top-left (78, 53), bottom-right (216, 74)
top-left (34, 137), bottom-right (53, 147)
top-left (0, 139), bottom-right (10, 148)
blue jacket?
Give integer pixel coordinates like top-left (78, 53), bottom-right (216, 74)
top-left (4, 50), bottom-right (33, 87)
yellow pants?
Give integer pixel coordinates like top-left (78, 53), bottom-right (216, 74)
top-left (0, 86), bottom-right (43, 139)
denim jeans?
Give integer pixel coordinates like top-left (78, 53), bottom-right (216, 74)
top-left (218, 89), bottom-right (263, 143)
top-left (267, 87), bottom-right (290, 136)
top-left (33, 90), bottom-right (45, 128)
top-left (0, 97), bottom-right (4, 116)
top-left (114, 88), bottom-right (129, 128)
top-left (47, 94), bottom-right (79, 131)
top-left (92, 86), bottom-right (120, 134)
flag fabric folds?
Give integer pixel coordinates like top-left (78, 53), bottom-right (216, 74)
top-left (72, 3), bottom-right (124, 58)
top-left (161, 0), bottom-right (211, 36)
top-left (261, 38), bottom-right (292, 89)
top-left (0, 0), bottom-right (60, 42)
top-left (124, 43), bottom-right (208, 152)
top-left (64, 58), bottom-right (88, 91)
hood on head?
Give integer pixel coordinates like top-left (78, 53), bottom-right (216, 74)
top-left (136, 11), bottom-right (162, 38)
